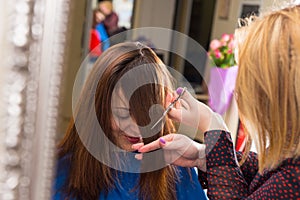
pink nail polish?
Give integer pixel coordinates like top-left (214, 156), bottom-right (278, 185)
top-left (159, 138), bottom-right (166, 144)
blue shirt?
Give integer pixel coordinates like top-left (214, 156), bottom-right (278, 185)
top-left (52, 155), bottom-right (207, 200)
top-left (96, 23), bottom-right (110, 51)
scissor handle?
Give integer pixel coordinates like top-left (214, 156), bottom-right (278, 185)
top-left (151, 87), bottom-right (187, 129)
top-left (163, 87), bottom-right (187, 114)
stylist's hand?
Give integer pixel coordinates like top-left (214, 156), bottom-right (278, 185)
top-left (169, 87), bottom-right (228, 133)
top-left (132, 134), bottom-right (206, 172)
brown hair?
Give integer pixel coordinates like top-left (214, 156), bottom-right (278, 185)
top-left (235, 5), bottom-right (300, 172)
top-left (92, 9), bottom-right (98, 29)
top-left (92, 9), bottom-right (105, 29)
top-left (58, 42), bottom-right (179, 199)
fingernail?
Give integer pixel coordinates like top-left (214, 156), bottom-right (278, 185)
top-left (176, 87), bottom-right (183, 95)
top-left (159, 138), bottom-right (166, 144)
top-left (135, 154), bottom-right (143, 160)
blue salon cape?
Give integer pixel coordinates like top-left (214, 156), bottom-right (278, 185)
top-left (52, 155), bottom-right (207, 200)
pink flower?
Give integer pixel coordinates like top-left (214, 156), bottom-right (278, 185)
top-left (215, 49), bottom-right (222, 58)
top-left (209, 39), bottom-right (221, 50)
top-left (221, 34), bottom-right (230, 42)
top-left (221, 41), bottom-right (227, 46)
top-left (228, 40), bottom-right (234, 49)
top-left (208, 33), bottom-right (236, 68)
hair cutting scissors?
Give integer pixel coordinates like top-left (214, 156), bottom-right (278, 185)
top-left (151, 87), bottom-right (187, 130)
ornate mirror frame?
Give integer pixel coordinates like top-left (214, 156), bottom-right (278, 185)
top-left (0, 0), bottom-right (90, 199)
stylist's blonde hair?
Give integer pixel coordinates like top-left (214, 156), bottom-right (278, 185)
top-left (235, 4), bottom-right (300, 172)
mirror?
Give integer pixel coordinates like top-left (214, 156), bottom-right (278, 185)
top-left (0, 0), bottom-right (137, 199)
top-left (0, 0), bottom-right (83, 199)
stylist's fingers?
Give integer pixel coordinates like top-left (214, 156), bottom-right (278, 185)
top-left (178, 98), bottom-right (189, 110)
top-left (131, 143), bottom-right (144, 150)
top-left (168, 107), bottom-right (181, 121)
top-left (162, 134), bottom-right (199, 159)
top-left (136, 134), bottom-right (175, 153)
top-left (162, 134), bottom-right (189, 150)
top-left (164, 92), bottom-right (174, 108)
top-left (168, 87), bottom-right (194, 119)
top-left (163, 149), bottom-right (202, 168)
top-left (178, 87), bottom-right (197, 108)
top-left (134, 153), bottom-right (143, 160)
top-left (168, 100), bottom-right (189, 122)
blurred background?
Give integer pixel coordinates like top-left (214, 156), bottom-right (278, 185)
top-left (0, 0), bottom-right (273, 199)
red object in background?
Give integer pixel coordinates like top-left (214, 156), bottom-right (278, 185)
top-left (235, 121), bottom-right (246, 152)
top-left (89, 29), bottom-right (102, 57)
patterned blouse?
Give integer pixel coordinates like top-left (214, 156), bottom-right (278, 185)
top-left (198, 130), bottom-right (300, 199)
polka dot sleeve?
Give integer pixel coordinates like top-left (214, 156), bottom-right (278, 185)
top-left (204, 130), bottom-right (249, 199)
top-left (203, 130), bottom-right (300, 199)
top-left (198, 151), bottom-right (258, 190)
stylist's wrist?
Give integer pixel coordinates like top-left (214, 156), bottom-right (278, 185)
top-left (196, 157), bottom-right (207, 172)
top-left (208, 112), bottom-right (229, 132)
top-left (195, 141), bottom-right (206, 172)
top-left (197, 104), bottom-right (214, 133)
top-left (198, 106), bottom-right (229, 133)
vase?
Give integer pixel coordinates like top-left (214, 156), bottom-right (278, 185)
top-left (208, 66), bottom-right (238, 115)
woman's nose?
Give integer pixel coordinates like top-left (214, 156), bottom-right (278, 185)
top-left (124, 118), bottom-right (141, 137)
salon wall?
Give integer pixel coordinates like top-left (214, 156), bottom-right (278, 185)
top-left (211, 0), bottom-right (241, 39)
top-left (211, 0), bottom-right (274, 40)
top-left (132, 0), bottom-right (176, 64)
top-left (58, 0), bottom-right (88, 138)
top-left (133, 0), bottom-right (175, 29)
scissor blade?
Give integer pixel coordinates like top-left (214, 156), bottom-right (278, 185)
top-left (150, 87), bottom-right (186, 130)
top-left (151, 115), bottom-right (165, 130)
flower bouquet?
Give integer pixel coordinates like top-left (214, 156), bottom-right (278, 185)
top-left (208, 33), bottom-right (236, 68)
top-left (207, 33), bottom-right (238, 115)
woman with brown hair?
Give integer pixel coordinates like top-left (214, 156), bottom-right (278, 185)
top-left (90, 9), bottom-right (104, 57)
top-left (134, 3), bottom-right (300, 199)
top-left (52, 42), bottom-right (207, 199)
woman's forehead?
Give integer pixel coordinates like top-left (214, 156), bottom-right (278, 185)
top-left (111, 89), bottom-right (129, 108)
